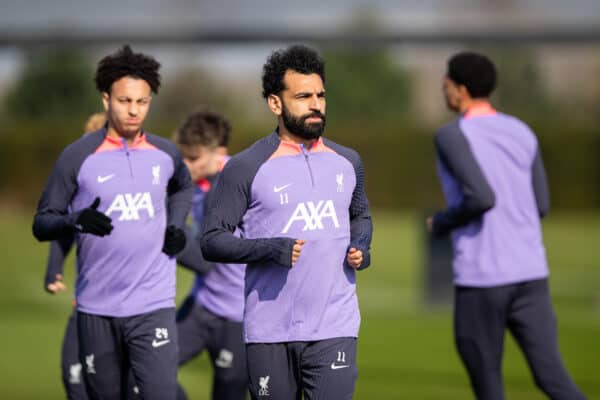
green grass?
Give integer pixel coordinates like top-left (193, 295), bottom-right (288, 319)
top-left (1, 210), bottom-right (599, 399)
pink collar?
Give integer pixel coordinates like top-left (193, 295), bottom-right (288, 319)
top-left (464, 102), bottom-right (497, 119)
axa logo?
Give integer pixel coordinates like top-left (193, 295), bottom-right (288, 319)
top-left (281, 200), bottom-right (340, 234)
top-left (105, 192), bottom-right (155, 221)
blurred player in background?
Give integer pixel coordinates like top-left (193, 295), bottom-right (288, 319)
top-left (428, 51), bottom-right (585, 400)
top-left (83, 112), bottom-right (108, 134)
top-left (174, 109), bottom-right (248, 400)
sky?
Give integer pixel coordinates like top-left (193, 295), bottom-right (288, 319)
top-left (0, 0), bottom-right (598, 94)
top-left (1, 0), bottom-right (599, 34)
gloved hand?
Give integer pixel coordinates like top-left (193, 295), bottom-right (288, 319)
top-left (162, 225), bottom-right (186, 256)
top-left (74, 197), bottom-right (113, 236)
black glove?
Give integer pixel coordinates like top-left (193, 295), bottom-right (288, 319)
top-left (73, 197), bottom-right (113, 236)
top-left (162, 225), bottom-right (186, 256)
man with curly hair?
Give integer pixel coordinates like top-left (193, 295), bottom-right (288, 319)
top-left (33, 45), bottom-right (194, 400)
top-left (201, 45), bottom-right (373, 399)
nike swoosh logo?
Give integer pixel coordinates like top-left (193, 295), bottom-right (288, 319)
top-left (152, 339), bottom-right (170, 348)
top-left (273, 183), bottom-right (292, 193)
top-left (97, 174), bottom-right (115, 183)
top-left (330, 363), bottom-right (350, 370)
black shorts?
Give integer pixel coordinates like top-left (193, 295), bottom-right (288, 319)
top-left (176, 296), bottom-right (247, 400)
top-left (454, 279), bottom-right (585, 400)
top-left (61, 312), bottom-right (88, 400)
top-left (246, 337), bottom-right (357, 400)
top-left (77, 308), bottom-right (177, 400)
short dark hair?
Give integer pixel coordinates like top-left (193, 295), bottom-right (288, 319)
top-left (95, 45), bottom-right (161, 94)
top-left (262, 45), bottom-right (325, 99)
top-left (447, 52), bottom-right (497, 98)
top-left (174, 108), bottom-right (231, 149)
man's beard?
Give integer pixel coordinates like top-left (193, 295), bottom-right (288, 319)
top-left (282, 103), bottom-right (326, 140)
top-left (108, 113), bottom-right (142, 139)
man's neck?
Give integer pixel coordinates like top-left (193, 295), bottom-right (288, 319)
top-left (106, 126), bottom-right (141, 145)
top-left (277, 124), bottom-right (317, 149)
top-left (459, 98), bottom-right (491, 114)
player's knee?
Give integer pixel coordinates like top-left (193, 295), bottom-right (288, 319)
top-left (455, 337), bottom-right (482, 366)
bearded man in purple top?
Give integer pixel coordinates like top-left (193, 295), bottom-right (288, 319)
top-left (33, 45), bottom-right (194, 400)
top-left (428, 51), bottom-right (585, 400)
top-left (201, 45), bottom-right (373, 400)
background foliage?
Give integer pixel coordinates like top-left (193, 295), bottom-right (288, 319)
top-left (1, 46), bottom-right (598, 210)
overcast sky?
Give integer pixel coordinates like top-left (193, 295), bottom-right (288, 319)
top-left (0, 0), bottom-right (598, 93)
top-left (0, 0), bottom-right (599, 34)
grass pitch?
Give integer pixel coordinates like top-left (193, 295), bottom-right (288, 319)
top-left (1, 210), bottom-right (598, 399)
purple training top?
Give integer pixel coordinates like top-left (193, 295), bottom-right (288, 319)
top-left (434, 104), bottom-right (550, 287)
top-left (201, 131), bottom-right (373, 343)
top-left (33, 129), bottom-right (194, 317)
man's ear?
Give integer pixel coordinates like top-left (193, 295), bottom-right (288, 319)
top-left (101, 92), bottom-right (110, 112)
top-left (267, 94), bottom-right (283, 116)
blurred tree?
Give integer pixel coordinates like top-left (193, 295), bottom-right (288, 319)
top-left (149, 67), bottom-right (218, 127)
top-left (0, 45), bottom-right (596, 210)
top-left (4, 48), bottom-right (97, 119)
top-left (323, 49), bottom-right (413, 128)
top-left (0, 48), bottom-right (99, 204)
top-left (484, 48), bottom-right (556, 121)
top-left (147, 66), bottom-right (272, 153)
top-left (322, 6), bottom-right (414, 129)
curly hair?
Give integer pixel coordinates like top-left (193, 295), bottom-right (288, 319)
top-left (174, 108), bottom-right (231, 149)
top-left (94, 45), bottom-right (161, 94)
top-left (262, 45), bottom-right (325, 99)
top-left (447, 52), bottom-right (497, 98)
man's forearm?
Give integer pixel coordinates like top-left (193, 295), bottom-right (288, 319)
top-left (176, 227), bottom-right (214, 275)
top-left (350, 215), bottom-right (373, 270)
top-left (33, 211), bottom-right (77, 242)
top-left (201, 229), bottom-right (295, 267)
